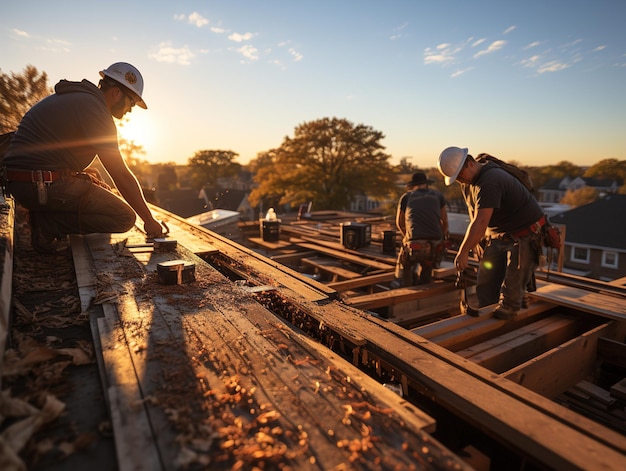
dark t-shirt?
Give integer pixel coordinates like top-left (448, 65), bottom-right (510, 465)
top-left (3, 79), bottom-right (118, 171)
top-left (399, 188), bottom-right (445, 240)
top-left (462, 162), bottom-right (543, 234)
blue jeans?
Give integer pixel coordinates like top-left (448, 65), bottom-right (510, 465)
top-left (8, 177), bottom-right (136, 236)
top-left (476, 236), bottom-right (538, 311)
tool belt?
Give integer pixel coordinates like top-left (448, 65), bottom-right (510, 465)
top-left (2, 168), bottom-right (77, 183)
top-left (508, 215), bottom-right (546, 239)
top-left (2, 167), bottom-right (79, 205)
top-left (406, 239), bottom-right (434, 258)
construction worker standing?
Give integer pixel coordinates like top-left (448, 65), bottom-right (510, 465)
top-left (437, 147), bottom-right (544, 319)
top-left (394, 171), bottom-right (449, 286)
top-left (1, 62), bottom-right (165, 253)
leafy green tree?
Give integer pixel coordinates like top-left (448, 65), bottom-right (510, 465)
top-left (188, 150), bottom-right (241, 189)
top-left (0, 65), bottom-right (51, 133)
top-left (584, 159), bottom-right (626, 186)
top-left (249, 117), bottom-right (395, 210)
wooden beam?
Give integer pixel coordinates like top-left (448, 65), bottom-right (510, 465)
top-left (413, 301), bottom-right (555, 351)
top-left (295, 241), bottom-right (395, 271)
top-left (269, 250), bottom-right (318, 265)
top-left (610, 378), bottom-right (626, 400)
top-left (327, 271), bottom-right (396, 292)
top-left (530, 281), bottom-right (626, 321)
top-left (345, 282), bottom-right (456, 310)
top-left (301, 257), bottom-right (362, 281)
top-left (504, 321), bottom-right (615, 399)
top-left (574, 380), bottom-right (617, 407)
top-left (459, 316), bottom-right (580, 373)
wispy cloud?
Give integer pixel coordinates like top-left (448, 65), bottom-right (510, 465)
top-left (229, 32), bottom-right (254, 42)
top-left (424, 43), bottom-right (460, 65)
top-left (12, 28), bottom-right (29, 38)
top-left (175, 12), bottom-right (209, 28)
top-left (390, 22), bottom-right (408, 40)
top-left (523, 41), bottom-right (541, 50)
top-left (288, 48), bottom-right (303, 62)
top-left (536, 60), bottom-right (571, 74)
top-left (472, 38), bottom-right (486, 47)
top-left (188, 12), bottom-right (209, 27)
top-left (503, 25), bottom-right (516, 34)
top-left (593, 45), bottom-right (606, 52)
top-left (237, 44), bottom-right (259, 61)
top-left (473, 40), bottom-right (506, 58)
top-left (150, 42), bottom-right (196, 65)
top-left (451, 67), bottom-right (474, 78)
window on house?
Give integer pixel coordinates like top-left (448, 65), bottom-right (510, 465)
top-left (571, 246), bottom-right (590, 264)
top-left (602, 251), bottom-right (619, 269)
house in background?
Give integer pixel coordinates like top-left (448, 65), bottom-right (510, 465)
top-left (538, 176), bottom-right (619, 203)
top-left (550, 194), bottom-right (626, 281)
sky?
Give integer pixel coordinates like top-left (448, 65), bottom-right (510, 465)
top-left (2, 1), bottom-right (625, 169)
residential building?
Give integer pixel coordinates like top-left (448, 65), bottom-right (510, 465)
top-left (550, 194), bottom-right (626, 281)
top-left (538, 176), bottom-right (619, 203)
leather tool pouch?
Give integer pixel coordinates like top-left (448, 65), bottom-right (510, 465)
top-left (542, 223), bottom-right (562, 249)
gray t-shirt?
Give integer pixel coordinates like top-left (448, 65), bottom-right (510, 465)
top-left (463, 162), bottom-right (543, 234)
top-left (3, 79), bottom-right (118, 171)
top-left (399, 188), bottom-right (445, 240)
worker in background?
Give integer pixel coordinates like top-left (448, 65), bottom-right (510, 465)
top-left (1, 62), bottom-right (165, 253)
top-left (394, 171), bottom-right (449, 286)
top-left (437, 147), bottom-right (543, 319)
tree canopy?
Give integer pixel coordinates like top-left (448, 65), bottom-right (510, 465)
top-left (584, 158), bottom-right (626, 186)
top-left (249, 117), bottom-right (396, 210)
top-left (188, 150), bottom-right (241, 189)
top-left (0, 65), bottom-right (51, 133)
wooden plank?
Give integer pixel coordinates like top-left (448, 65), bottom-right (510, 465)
top-left (248, 236), bottom-right (293, 250)
top-left (460, 316), bottom-right (579, 373)
top-left (504, 322), bottom-right (615, 399)
top-left (530, 282), bottom-right (626, 320)
top-left (432, 262), bottom-right (457, 280)
top-left (413, 300), bottom-right (554, 350)
top-left (295, 241), bottom-right (395, 271)
top-left (345, 282), bottom-right (456, 310)
top-left (457, 317), bottom-right (560, 359)
top-left (574, 380), bottom-right (616, 406)
top-left (154, 222), bottom-right (219, 255)
top-left (327, 271), bottom-right (396, 292)
top-left (610, 378), bottom-right (626, 400)
top-left (301, 257), bottom-right (361, 280)
top-left (98, 305), bottom-right (162, 471)
top-left (269, 250), bottom-right (317, 265)
top-left (598, 337), bottom-right (626, 369)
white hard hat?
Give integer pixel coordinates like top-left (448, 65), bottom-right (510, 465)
top-left (438, 146), bottom-right (468, 185)
top-left (99, 62), bottom-right (147, 109)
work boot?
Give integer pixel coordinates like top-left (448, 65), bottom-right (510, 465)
top-left (493, 303), bottom-right (518, 320)
top-left (30, 212), bottom-right (68, 254)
